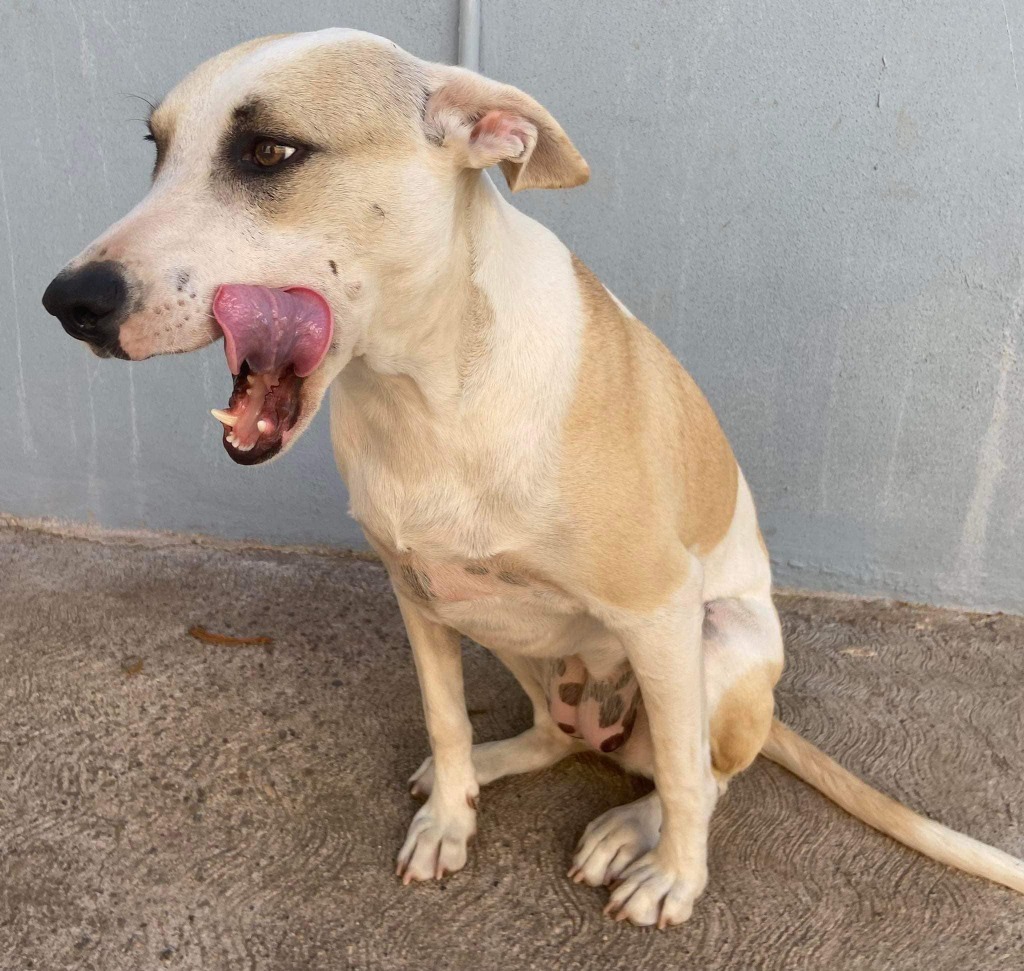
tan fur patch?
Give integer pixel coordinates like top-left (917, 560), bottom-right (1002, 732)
top-left (558, 258), bottom-right (739, 610)
top-left (709, 660), bottom-right (781, 779)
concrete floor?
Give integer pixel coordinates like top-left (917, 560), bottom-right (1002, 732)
top-left (1, 523), bottom-right (1022, 971)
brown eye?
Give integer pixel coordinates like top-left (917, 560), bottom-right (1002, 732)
top-left (252, 138), bottom-right (296, 167)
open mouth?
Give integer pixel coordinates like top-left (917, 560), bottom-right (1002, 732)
top-left (210, 284), bottom-right (333, 465)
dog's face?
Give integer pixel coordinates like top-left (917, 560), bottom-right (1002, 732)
top-left (41, 29), bottom-right (588, 464)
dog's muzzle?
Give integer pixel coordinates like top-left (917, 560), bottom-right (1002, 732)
top-left (42, 260), bottom-right (131, 358)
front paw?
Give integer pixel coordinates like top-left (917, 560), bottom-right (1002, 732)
top-left (604, 850), bottom-right (707, 928)
top-left (396, 798), bottom-right (476, 884)
top-left (569, 795), bottom-right (660, 887)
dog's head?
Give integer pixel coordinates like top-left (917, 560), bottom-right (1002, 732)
top-left (41, 29), bottom-right (588, 464)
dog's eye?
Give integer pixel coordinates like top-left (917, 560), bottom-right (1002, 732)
top-left (252, 139), bottom-right (296, 168)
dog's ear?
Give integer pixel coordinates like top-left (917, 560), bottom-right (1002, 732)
top-left (425, 67), bottom-right (589, 192)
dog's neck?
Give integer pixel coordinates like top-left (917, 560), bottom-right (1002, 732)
top-left (331, 170), bottom-right (584, 540)
top-left (349, 173), bottom-right (568, 412)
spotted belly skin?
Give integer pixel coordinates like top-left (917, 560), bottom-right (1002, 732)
top-left (548, 655), bottom-right (641, 753)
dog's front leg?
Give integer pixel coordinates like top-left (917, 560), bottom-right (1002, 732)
top-left (603, 567), bottom-right (716, 927)
top-left (394, 593), bottom-right (478, 884)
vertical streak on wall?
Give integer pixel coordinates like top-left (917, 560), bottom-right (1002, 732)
top-left (85, 360), bottom-right (101, 519)
top-left (954, 325), bottom-right (1017, 600)
top-left (127, 366), bottom-right (145, 522)
top-left (0, 144), bottom-right (33, 456)
top-left (1001, 0), bottom-right (1024, 152)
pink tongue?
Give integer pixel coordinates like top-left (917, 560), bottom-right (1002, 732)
top-left (212, 285), bottom-right (333, 378)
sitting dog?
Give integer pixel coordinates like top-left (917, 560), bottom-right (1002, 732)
top-left (42, 29), bottom-right (1024, 927)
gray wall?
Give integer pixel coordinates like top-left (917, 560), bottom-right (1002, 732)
top-left (2, 2), bottom-right (1022, 614)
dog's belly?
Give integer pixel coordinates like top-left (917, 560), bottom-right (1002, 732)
top-left (433, 597), bottom-right (642, 754)
top-left (377, 544), bottom-right (642, 751)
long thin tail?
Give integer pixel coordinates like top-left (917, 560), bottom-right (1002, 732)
top-left (761, 718), bottom-right (1024, 894)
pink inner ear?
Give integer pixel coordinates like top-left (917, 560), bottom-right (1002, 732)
top-left (469, 110), bottom-right (532, 160)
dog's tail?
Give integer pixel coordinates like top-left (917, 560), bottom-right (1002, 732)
top-left (761, 718), bottom-right (1024, 894)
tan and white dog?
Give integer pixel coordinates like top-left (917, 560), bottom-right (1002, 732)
top-left (42, 29), bottom-right (1024, 927)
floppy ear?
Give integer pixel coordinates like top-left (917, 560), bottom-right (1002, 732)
top-left (425, 67), bottom-right (590, 192)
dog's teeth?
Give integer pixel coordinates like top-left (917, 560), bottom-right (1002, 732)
top-left (246, 389), bottom-right (253, 397)
top-left (256, 419), bottom-right (268, 434)
top-left (246, 374), bottom-right (255, 386)
top-left (226, 432), bottom-right (237, 446)
top-left (211, 408), bottom-right (237, 428)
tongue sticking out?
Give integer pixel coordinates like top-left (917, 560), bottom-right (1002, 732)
top-left (209, 285), bottom-right (334, 464)
top-left (213, 285), bottom-right (333, 377)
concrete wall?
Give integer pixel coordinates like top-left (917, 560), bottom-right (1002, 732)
top-left (2, 2), bottom-right (1022, 614)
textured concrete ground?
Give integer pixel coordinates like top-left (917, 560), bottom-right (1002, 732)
top-left (0, 523), bottom-right (1022, 971)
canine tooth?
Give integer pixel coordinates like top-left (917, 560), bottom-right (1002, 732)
top-left (210, 408), bottom-right (237, 427)
top-left (256, 419), bottom-right (269, 434)
top-left (246, 374), bottom-right (255, 386)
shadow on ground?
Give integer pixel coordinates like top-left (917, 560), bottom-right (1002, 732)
top-left (0, 525), bottom-right (1022, 970)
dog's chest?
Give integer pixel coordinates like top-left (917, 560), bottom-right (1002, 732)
top-left (366, 532), bottom-right (586, 655)
top-left (333, 374), bottom-right (583, 648)
top-left (382, 546), bottom-right (535, 604)
top-left (372, 536), bottom-right (544, 606)
top-left (343, 433), bottom-right (558, 606)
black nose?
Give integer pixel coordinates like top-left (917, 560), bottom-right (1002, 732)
top-left (42, 260), bottom-right (129, 352)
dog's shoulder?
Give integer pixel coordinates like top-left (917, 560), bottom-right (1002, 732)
top-left (553, 256), bottom-right (739, 607)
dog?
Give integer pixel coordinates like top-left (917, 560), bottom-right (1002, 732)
top-left (41, 29), bottom-right (1024, 927)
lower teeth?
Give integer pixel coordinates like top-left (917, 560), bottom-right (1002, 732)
top-left (225, 431), bottom-right (254, 451)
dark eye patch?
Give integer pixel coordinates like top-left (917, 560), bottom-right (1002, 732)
top-left (214, 98), bottom-right (319, 205)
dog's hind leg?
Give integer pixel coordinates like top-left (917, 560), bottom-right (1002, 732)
top-left (410, 650), bottom-right (583, 798)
